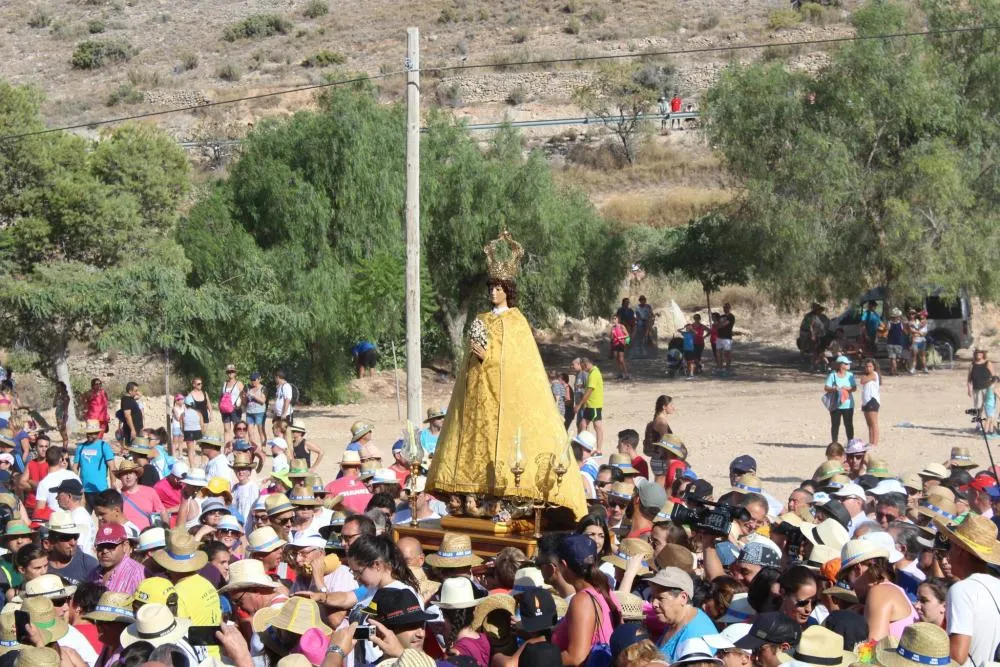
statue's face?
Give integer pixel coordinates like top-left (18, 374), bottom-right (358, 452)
top-left (490, 283), bottom-right (507, 308)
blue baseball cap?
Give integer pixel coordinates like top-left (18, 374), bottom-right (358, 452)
top-left (985, 485), bottom-right (1000, 500)
top-left (611, 623), bottom-right (650, 661)
top-left (682, 468), bottom-right (699, 481)
top-left (249, 371), bottom-right (262, 381)
top-left (392, 439), bottom-right (405, 452)
top-left (730, 455), bottom-right (757, 474)
top-left (557, 534), bottom-right (597, 569)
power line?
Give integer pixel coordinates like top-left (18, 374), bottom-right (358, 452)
top-left (0, 71), bottom-right (405, 142)
top-left (423, 24), bottom-right (1000, 75)
top-left (0, 23), bottom-right (995, 143)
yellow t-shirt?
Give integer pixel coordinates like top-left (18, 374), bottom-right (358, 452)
top-left (175, 573), bottom-right (222, 658)
top-left (585, 366), bottom-right (604, 409)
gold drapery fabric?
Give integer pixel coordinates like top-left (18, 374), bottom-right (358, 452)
top-left (426, 308), bottom-right (587, 519)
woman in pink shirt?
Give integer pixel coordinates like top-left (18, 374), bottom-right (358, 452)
top-left (84, 378), bottom-right (110, 438)
top-left (551, 535), bottom-right (621, 666)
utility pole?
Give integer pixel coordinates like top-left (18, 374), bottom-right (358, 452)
top-left (404, 27), bottom-right (422, 425)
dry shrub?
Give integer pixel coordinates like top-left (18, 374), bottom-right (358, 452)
top-left (600, 188), bottom-right (732, 228)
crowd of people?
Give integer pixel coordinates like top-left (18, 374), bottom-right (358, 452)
top-left (0, 365), bottom-right (994, 667)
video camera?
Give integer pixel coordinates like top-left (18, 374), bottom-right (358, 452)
top-left (772, 521), bottom-right (806, 563)
top-left (670, 499), bottom-right (750, 538)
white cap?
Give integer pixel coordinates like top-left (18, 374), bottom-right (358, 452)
top-left (289, 534), bottom-right (326, 550)
top-left (704, 623), bottom-right (752, 653)
top-left (183, 468), bottom-right (208, 487)
top-left (860, 531), bottom-right (904, 564)
top-left (372, 468), bottom-right (398, 485)
top-left (170, 461), bottom-right (190, 478)
top-left (870, 479), bottom-right (907, 496)
top-left (811, 491), bottom-right (831, 505)
top-left (833, 483), bottom-right (866, 502)
top-left (572, 431), bottom-right (597, 452)
top-left (0, 454), bottom-right (14, 465)
top-left (268, 438), bottom-right (288, 451)
top-left (845, 438), bottom-right (868, 455)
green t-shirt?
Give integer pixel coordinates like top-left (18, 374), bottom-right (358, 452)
top-left (585, 366), bottom-right (604, 409)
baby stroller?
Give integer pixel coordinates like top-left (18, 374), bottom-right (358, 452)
top-left (666, 337), bottom-right (684, 378)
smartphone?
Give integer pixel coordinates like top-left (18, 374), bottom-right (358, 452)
top-left (13, 611), bottom-right (30, 644)
top-left (353, 625), bottom-right (375, 641)
top-left (187, 626), bottom-right (222, 646)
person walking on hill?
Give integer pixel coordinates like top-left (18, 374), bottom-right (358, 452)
top-left (610, 315), bottom-right (631, 381)
top-left (670, 91), bottom-right (683, 129)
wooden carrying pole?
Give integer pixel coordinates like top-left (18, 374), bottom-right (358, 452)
top-left (404, 27), bottom-right (423, 425)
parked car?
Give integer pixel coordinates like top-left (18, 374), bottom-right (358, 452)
top-left (826, 287), bottom-right (973, 358)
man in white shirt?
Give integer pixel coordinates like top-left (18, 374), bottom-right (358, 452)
top-left (200, 436), bottom-right (234, 484)
top-left (35, 447), bottom-right (82, 518)
top-left (273, 370), bottom-right (294, 423)
top-left (55, 479), bottom-right (95, 557)
top-left (393, 477), bottom-right (441, 525)
top-left (944, 514), bottom-right (1000, 667)
top-left (832, 483), bottom-right (869, 537)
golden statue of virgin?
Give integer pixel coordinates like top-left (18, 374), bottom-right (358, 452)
top-left (426, 230), bottom-right (588, 520)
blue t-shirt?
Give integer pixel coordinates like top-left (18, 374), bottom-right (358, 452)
top-left (659, 609), bottom-right (718, 660)
top-left (73, 440), bottom-right (115, 492)
top-left (580, 460), bottom-right (599, 482)
top-left (419, 429), bottom-right (439, 456)
top-left (861, 310), bottom-right (882, 338)
top-left (352, 341), bottom-right (375, 356)
top-left (887, 321), bottom-right (905, 346)
top-left (682, 331), bottom-right (695, 352)
top-left (825, 372), bottom-right (856, 410)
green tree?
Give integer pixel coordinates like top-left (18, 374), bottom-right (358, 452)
top-left (0, 82), bottom-right (193, 425)
top-left (573, 63), bottom-right (663, 165)
top-left (703, 2), bottom-right (1000, 309)
top-left (645, 211), bottom-right (751, 314)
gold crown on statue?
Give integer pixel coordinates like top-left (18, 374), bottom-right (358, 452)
top-left (484, 229), bottom-right (524, 281)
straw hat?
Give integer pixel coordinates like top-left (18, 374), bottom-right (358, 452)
top-left (840, 539), bottom-right (889, 570)
top-left (936, 514), bottom-right (1000, 566)
top-left (608, 481), bottom-right (635, 502)
top-left (654, 543), bottom-right (697, 574)
top-left (197, 435), bottom-right (224, 449)
top-left (655, 499), bottom-right (677, 523)
top-left (511, 567), bottom-right (552, 594)
top-left (390, 650), bottom-right (438, 667)
top-left (866, 459), bottom-right (892, 478)
top-left (47, 511), bottom-right (83, 536)
top-left (875, 622), bottom-right (958, 667)
top-left (150, 529), bottom-right (209, 573)
top-left (288, 459), bottom-right (311, 479)
top-left (360, 460), bottom-right (379, 480)
top-left (919, 463), bottom-right (949, 480)
top-left (350, 421), bottom-right (374, 442)
top-left (916, 492), bottom-right (958, 523)
top-left (804, 544), bottom-right (841, 570)
top-left (128, 439), bottom-right (154, 458)
top-left (2, 520), bottom-right (36, 540)
top-left (183, 468), bottom-right (208, 487)
top-left (655, 434), bottom-right (687, 460)
top-left (114, 460), bottom-right (142, 477)
top-left (424, 407), bottom-right (447, 423)
top-left (289, 484), bottom-right (321, 507)
top-left (609, 454), bottom-right (639, 476)
top-left (613, 591), bottom-right (645, 622)
top-left (821, 579), bottom-right (858, 604)
top-left (252, 596), bottom-right (333, 636)
top-left (248, 526), bottom-right (287, 553)
top-left (824, 474), bottom-right (851, 491)
top-left (23, 597), bottom-right (68, 644)
top-left (948, 447), bottom-right (978, 470)
top-left (83, 420), bottom-right (102, 434)
top-left (136, 527), bottom-right (166, 553)
top-left (437, 577), bottom-right (480, 609)
top-left (816, 461), bottom-right (846, 482)
top-left (121, 604), bottom-right (192, 648)
top-left (471, 594), bottom-right (515, 633)
top-left (24, 574), bottom-right (77, 600)
top-left (777, 625), bottom-right (856, 667)
top-left (424, 533), bottom-right (484, 568)
top-left (340, 451), bottom-right (362, 467)
top-left (603, 537), bottom-right (653, 575)
top-left (409, 565), bottom-right (441, 600)
top-left (220, 559), bottom-right (280, 594)
top-left (265, 493), bottom-right (294, 516)
top-left (14, 647), bottom-right (60, 667)
top-left (731, 473), bottom-right (763, 495)
top-left (902, 473), bottom-right (923, 493)
top-left (802, 519), bottom-right (850, 552)
top-left (82, 591), bottom-right (136, 623)
top-left (233, 452), bottom-right (255, 469)
top-left (133, 578), bottom-right (179, 609)
top-left (0, 612), bottom-right (18, 655)
top-left (278, 657), bottom-right (312, 667)
top-left (289, 423), bottom-right (307, 434)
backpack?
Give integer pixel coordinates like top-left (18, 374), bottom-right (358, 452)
top-left (288, 383), bottom-right (299, 406)
top-left (219, 392), bottom-right (234, 415)
top-left (584, 591), bottom-right (613, 667)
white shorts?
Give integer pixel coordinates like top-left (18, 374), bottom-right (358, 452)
top-left (887, 345), bottom-right (903, 359)
top-left (717, 339), bottom-right (733, 352)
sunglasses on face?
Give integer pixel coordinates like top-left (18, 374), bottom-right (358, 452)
top-left (847, 454), bottom-right (865, 460)
top-left (50, 597), bottom-right (70, 607)
top-left (218, 529), bottom-right (241, 537)
top-left (274, 517), bottom-right (294, 526)
top-left (609, 501), bottom-right (629, 509)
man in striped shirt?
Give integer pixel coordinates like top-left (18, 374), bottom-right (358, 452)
top-left (89, 523), bottom-right (144, 595)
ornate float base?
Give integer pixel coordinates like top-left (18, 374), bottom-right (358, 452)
top-left (394, 519), bottom-right (539, 558)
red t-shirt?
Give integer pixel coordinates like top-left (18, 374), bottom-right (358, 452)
top-left (665, 460), bottom-right (688, 488)
top-left (671, 96), bottom-right (682, 112)
top-left (25, 460), bottom-right (49, 515)
top-left (631, 456), bottom-right (650, 481)
top-left (74, 622), bottom-right (104, 655)
top-left (153, 478), bottom-right (183, 510)
top-left (324, 477), bottom-right (372, 514)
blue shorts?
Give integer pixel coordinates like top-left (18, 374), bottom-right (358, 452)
top-left (245, 412), bottom-right (266, 426)
top-left (221, 411), bottom-right (243, 425)
top-left (913, 341), bottom-right (926, 351)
